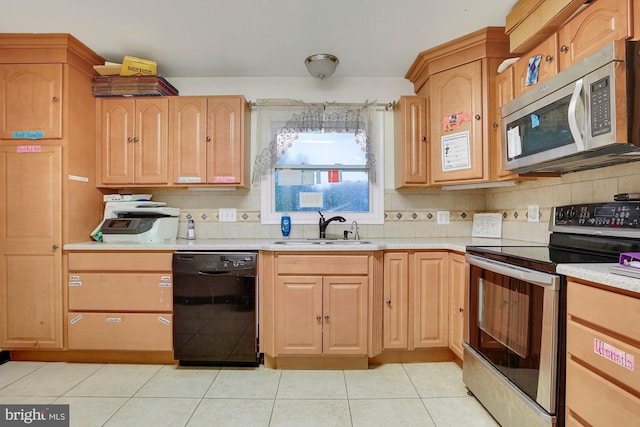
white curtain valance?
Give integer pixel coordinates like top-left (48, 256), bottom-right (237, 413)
top-left (251, 99), bottom-right (378, 184)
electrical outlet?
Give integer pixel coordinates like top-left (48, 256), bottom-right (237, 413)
top-left (437, 211), bottom-right (450, 225)
top-left (528, 205), bottom-right (540, 222)
top-left (219, 208), bottom-right (237, 222)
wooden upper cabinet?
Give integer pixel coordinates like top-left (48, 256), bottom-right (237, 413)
top-left (99, 97), bottom-right (169, 186)
top-left (492, 66), bottom-right (519, 181)
top-left (557, 0), bottom-right (634, 70)
top-left (513, 33), bottom-right (560, 98)
top-left (171, 95), bottom-right (249, 187)
top-left (394, 96), bottom-right (429, 187)
top-left (0, 64), bottom-right (62, 139)
top-left (430, 60), bottom-right (486, 184)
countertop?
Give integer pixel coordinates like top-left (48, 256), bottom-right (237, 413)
top-left (64, 237), bottom-right (640, 295)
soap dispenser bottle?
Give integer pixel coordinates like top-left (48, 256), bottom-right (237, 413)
top-left (281, 214), bottom-right (291, 237)
top-left (187, 218), bottom-right (196, 240)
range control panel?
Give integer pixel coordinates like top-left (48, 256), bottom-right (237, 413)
top-left (553, 202), bottom-right (640, 229)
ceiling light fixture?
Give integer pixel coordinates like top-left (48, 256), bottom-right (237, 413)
top-left (304, 54), bottom-right (339, 79)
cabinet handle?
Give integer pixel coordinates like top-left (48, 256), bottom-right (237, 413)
top-left (206, 136), bottom-right (212, 142)
top-left (492, 123), bottom-right (499, 129)
top-left (421, 136), bottom-right (426, 141)
top-left (459, 307), bottom-right (464, 313)
top-left (316, 315), bottom-right (321, 321)
top-left (560, 45), bottom-right (569, 53)
top-left (133, 137), bottom-right (139, 142)
top-left (52, 244), bottom-right (59, 250)
top-left (545, 55), bottom-right (553, 62)
top-left (324, 315), bottom-right (330, 321)
top-left (386, 300), bottom-right (392, 305)
top-left (474, 114), bottom-right (481, 120)
top-left (52, 96), bottom-right (59, 102)
top-left (127, 137), bottom-right (133, 142)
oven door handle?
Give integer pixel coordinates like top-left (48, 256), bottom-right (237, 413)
top-left (466, 254), bottom-right (560, 290)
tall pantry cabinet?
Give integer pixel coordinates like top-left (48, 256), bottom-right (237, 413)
top-left (0, 34), bottom-right (104, 349)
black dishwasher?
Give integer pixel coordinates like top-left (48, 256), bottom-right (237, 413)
top-left (173, 252), bottom-right (259, 366)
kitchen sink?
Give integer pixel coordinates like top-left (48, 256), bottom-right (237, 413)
top-left (273, 239), bottom-right (372, 245)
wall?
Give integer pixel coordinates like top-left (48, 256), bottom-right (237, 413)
top-left (486, 161), bottom-right (640, 243)
top-left (148, 76), bottom-right (487, 241)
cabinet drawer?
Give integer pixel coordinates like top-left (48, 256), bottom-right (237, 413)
top-left (276, 254), bottom-right (369, 275)
top-left (567, 282), bottom-right (640, 341)
top-left (566, 358), bottom-right (640, 426)
top-left (68, 252), bottom-right (173, 271)
top-left (68, 273), bottom-right (172, 311)
top-left (67, 312), bottom-right (172, 351)
top-left (567, 320), bottom-right (640, 391)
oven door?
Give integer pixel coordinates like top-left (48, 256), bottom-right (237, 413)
top-left (465, 254), bottom-right (561, 414)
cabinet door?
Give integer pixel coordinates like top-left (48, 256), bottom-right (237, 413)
top-left (276, 275), bottom-right (323, 355)
top-left (0, 145), bottom-right (62, 348)
top-left (323, 276), bottom-right (368, 355)
top-left (430, 61), bottom-right (485, 184)
top-left (394, 96), bottom-right (429, 187)
top-left (558, 0), bottom-right (632, 70)
top-left (411, 252), bottom-right (449, 348)
top-left (383, 252), bottom-right (409, 349)
top-left (207, 96), bottom-right (245, 185)
top-left (513, 34), bottom-right (559, 98)
top-left (492, 67), bottom-right (519, 181)
top-left (171, 97), bottom-right (208, 184)
top-left (135, 98), bottom-right (168, 184)
top-left (0, 64), bottom-right (62, 139)
top-left (448, 252), bottom-right (467, 359)
top-left (100, 98), bottom-right (135, 184)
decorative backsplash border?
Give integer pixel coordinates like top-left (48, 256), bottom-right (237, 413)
top-left (178, 208), bottom-right (551, 224)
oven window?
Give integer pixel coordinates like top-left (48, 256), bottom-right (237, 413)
top-left (471, 269), bottom-right (545, 401)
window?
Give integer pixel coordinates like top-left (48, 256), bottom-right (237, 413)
top-left (257, 104), bottom-right (384, 225)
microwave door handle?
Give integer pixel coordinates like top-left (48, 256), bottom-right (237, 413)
top-left (568, 78), bottom-right (585, 151)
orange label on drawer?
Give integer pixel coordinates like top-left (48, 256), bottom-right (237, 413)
top-left (594, 338), bottom-right (635, 371)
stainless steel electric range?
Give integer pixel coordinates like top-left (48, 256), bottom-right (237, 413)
top-left (463, 202), bottom-right (640, 427)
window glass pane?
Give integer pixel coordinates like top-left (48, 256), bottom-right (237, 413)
top-left (275, 169), bottom-right (369, 212)
top-left (277, 132), bottom-right (366, 166)
top-left (275, 131), bottom-right (369, 213)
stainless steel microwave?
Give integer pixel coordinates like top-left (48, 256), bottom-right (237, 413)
top-left (502, 40), bottom-right (640, 174)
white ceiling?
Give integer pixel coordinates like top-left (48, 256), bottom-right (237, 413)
top-left (2, 0), bottom-right (518, 78)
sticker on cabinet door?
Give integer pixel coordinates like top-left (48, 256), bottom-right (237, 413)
top-left (177, 176), bottom-right (202, 183)
top-left (157, 316), bottom-right (171, 325)
top-left (69, 275), bottom-right (80, 281)
top-left (70, 314), bottom-right (83, 324)
top-left (441, 131), bottom-right (471, 171)
top-left (106, 317), bottom-right (122, 323)
top-left (68, 175), bottom-right (89, 182)
top-left (443, 111), bottom-right (472, 132)
top-left (158, 282), bottom-right (172, 288)
top-left (13, 131), bottom-right (44, 139)
top-left (594, 338), bottom-right (635, 370)
top-left (213, 176), bottom-right (237, 183)
top-left (160, 275), bottom-right (171, 281)
top-left (16, 145), bottom-right (41, 153)
top-left (68, 281), bottom-right (82, 287)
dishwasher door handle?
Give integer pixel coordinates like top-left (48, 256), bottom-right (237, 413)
top-left (198, 270), bottom-right (231, 276)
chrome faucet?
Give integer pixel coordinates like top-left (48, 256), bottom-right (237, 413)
top-left (318, 211), bottom-right (346, 239)
top-left (351, 221), bottom-right (360, 240)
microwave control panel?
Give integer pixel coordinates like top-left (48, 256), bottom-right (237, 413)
top-left (554, 202), bottom-right (640, 228)
top-left (590, 76), bottom-right (612, 137)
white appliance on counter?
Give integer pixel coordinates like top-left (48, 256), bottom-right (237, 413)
top-left (98, 201), bottom-right (180, 243)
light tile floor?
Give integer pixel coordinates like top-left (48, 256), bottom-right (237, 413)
top-left (0, 361), bottom-right (500, 427)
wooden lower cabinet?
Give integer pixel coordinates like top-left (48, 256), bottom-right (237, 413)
top-left (276, 275), bottom-right (368, 356)
top-left (66, 251), bottom-right (173, 351)
top-left (448, 252), bottom-right (467, 360)
top-left (382, 251), bottom-right (449, 351)
top-left (565, 280), bottom-right (640, 426)
top-left (261, 252), bottom-right (382, 367)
